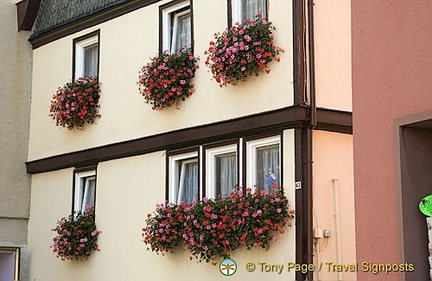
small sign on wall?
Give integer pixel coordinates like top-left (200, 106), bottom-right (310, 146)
top-left (427, 217), bottom-right (432, 280)
top-left (420, 195), bottom-right (432, 280)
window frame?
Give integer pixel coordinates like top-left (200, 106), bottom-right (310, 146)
top-left (166, 133), bottom-right (282, 202)
top-left (72, 168), bottom-right (97, 214)
top-left (205, 143), bottom-right (238, 199)
top-left (160, 0), bottom-right (193, 54)
top-left (72, 30), bottom-right (100, 79)
top-left (228, 0), bottom-right (268, 26)
top-left (167, 150), bottom-right (200, 204)
top-left (0, 247), bottom-right (20, 281)
top-left (245, 135), bottom-right (281, 192)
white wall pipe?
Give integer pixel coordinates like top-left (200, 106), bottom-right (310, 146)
top-left (332, 178), bottom-right (342, 281)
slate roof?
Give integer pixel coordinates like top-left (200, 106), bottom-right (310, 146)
top-left (32, 0), bottom-right (129, 37)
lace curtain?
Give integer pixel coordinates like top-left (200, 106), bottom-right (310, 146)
top-left (215, 152), bottom-right (237, 199)
top-left (177, 159), bottom-right (198, 204)
top-left (172, 12), bottom-right (191, 53)
top-left (242, 0), bottom-right (266, 21)
top-left (84, 44), bottom-right (98, 77)
top-left (256, 144), bottom-right (280, 193)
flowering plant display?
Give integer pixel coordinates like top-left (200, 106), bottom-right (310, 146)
top-left (51, 207), bottom-right (101, 261)
top-left (138, 48), bottom-right (199, 110)
top-left (205, 15), bottom-right (284, 87)
top-left (142, 187), bottom-right (294, 263)
top-left (49, 76), bottom-right (101, 130)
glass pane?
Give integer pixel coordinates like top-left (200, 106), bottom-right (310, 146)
top-left (241, 0), bottom-right (266, 21)
top-left (215, 152), bottom-right (237, 198)
top-left (173, 12), bottom-right (191, 53)
top-left (256, 144), bottom-right (280, 193)
top-left (82, 177), bottom-right (96, 211)
top-left (84, 43), bottom-right (98, 77)
top-left (177, 158), bottom-right (198, 204)
top-left (0, 251), bottom-right (16, 281)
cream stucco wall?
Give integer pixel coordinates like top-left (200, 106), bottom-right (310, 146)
top-left (312, 131), bottom-right (356, 281)
top-left (28, 0), bottom-right (294, 161)
top-left (313, 0), bottom-right (352, 111)
top-left (0, 0), bottom-right (32, 245)
top-left (27, 130), bottom-right (296, 280)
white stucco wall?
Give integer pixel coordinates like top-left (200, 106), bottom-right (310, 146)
top-left (27, 130), bottom-right (296, 280)
top-left (28, 0), bottom-right (294, 161)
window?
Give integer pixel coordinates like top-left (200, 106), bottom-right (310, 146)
top-left (73, 31), bottom-right (99, 79)
top-left (161, 1), bottom-right (192, 53)
top-left (246, 136), bottom-right (281, 193)
top-left (167, 135), bottom-right (281, 202)
top-left (230, 0), bottom-right (267, 24)
top-left (168, 152), bottom-right (199, 204)
top-left (0, 247), bottom-right (20, 281)
top-left (206, 144), bottom-right (238, 199)
top-left (73, 170), bottom-right (96, 213)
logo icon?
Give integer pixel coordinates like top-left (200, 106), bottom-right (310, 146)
top-left (219, 259), bottom-right (237, 276)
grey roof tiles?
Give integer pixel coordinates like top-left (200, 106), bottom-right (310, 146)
top-left (32, 0), bottom-right (129, 36)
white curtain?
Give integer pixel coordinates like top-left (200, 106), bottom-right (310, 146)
top-left (256, 144), bottom-right (280, 193)
top-left (172, 12), bottom-right (191, 53)
top-left (81, 176), bottom-right (96, 212)
top-left (177, 159), bottom-right (198, 204)
top-left (216, 152), bottom-right (237, 198)
top-left (242, 0), bottom-right (266, 21)
top-left (84, 44), bottom-right (98, 77)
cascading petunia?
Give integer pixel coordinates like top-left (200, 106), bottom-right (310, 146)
top-left (142, 186), bottom-right (294, 263)
top-left (137, 48), bottom-right (199, 110)
top-left (205, 15), bottom-right (284, 87)
top-left (49, 76), bottom-right (101, 130)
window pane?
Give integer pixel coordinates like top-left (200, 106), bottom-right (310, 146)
top-left (241, 0), bottom-right (266, 21)
top-left (215, 152), bottom-right (237, 198)
top-left (177, 158), bottom-right (198, 204)
top-left (256, 144), bottom-right (280, 193)
top-left (82, 177), bottom-right (96, 212)
top-left (172, 11), bottom-right (191, 53)
top-left (84, 43), bottom-right (98, 77)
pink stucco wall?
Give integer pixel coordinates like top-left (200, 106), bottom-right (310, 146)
top-left (352, 1), bottom-right (432, 280)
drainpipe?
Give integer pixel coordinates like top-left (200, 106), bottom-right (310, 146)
top-left (307, 1), bottom-right (316, 280)
top-left (308, 0), bottom-right (317, 128)
top-left (332, 178), bottom-right (342, 281)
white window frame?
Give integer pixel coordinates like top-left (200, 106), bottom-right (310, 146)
top-left (162, 1), bottom-right (191, 53)
top-left (168, 151), bottom-right (199, 204)
top-left (0, 247), bottom-right (20, 281)
top-left (74, 170), bottom-right (96, 213)
top-left (246, 135), bottom-right (281, 192)
top-left (205, 144), bottom-right (237, 199)
top-left (231, 0), bottom-right (267, 25)
top-left (75, 35), bottom-right (98, 79)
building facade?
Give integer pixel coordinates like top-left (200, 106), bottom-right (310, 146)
top-left (353, 1), bottom-right (432, 280)
top-left (0, 1), bottom-right (33, 280)
top-left (21, 0), bottom-right (354, 280)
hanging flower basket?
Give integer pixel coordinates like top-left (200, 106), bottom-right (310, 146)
top-left (205, 15), bottom-right (284, 87)
top-left (142, 187), bottom-right (294, 263)
top-left (137, 48), bottom-right (199, 111)
top-left (49, 76), bottom-right (101, 130)
top-left (51, 207), bottom-right (101, 261)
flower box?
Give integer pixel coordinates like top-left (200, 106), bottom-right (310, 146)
top-left (142, 187), bottom-right (294, 263)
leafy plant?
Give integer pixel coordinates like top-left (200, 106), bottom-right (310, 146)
top-left (205, 15), bottom-right (284, 87)
top-left (142, 187), bottom-right (294, 263)
top-left (51, 207), bottom-right (101, 261)
top-left (138, 48), bottom-right (199, 110)
top-left (49, 76), bottom-right (101, 130)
